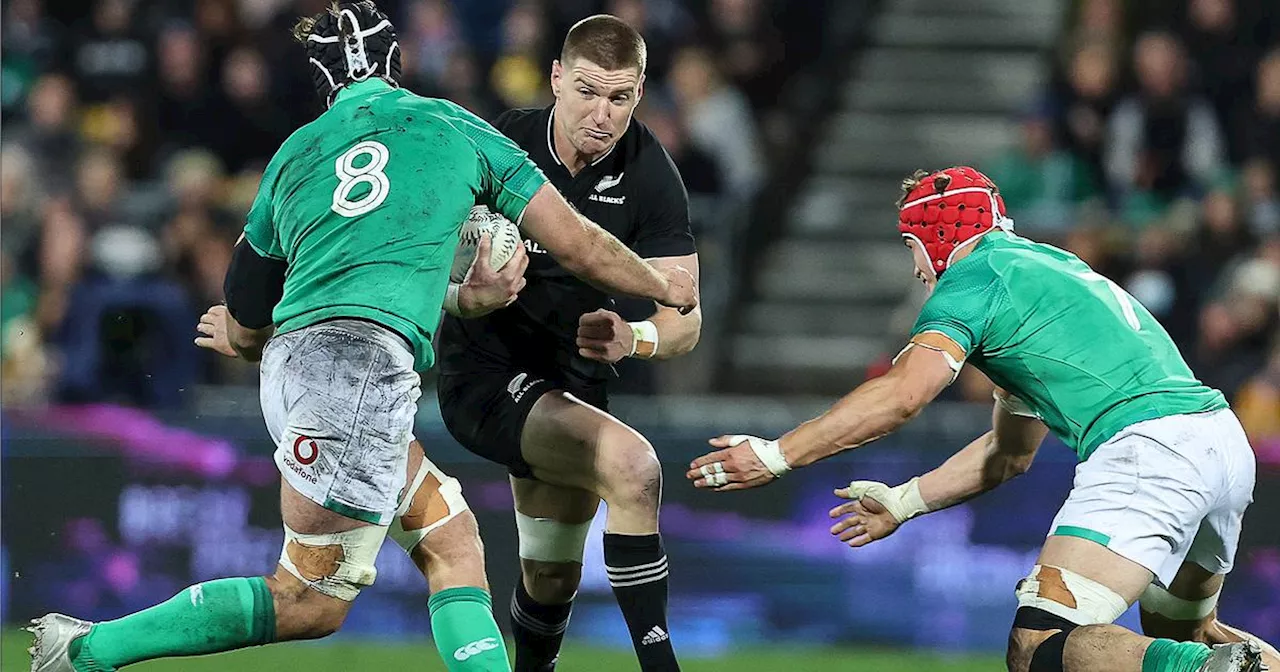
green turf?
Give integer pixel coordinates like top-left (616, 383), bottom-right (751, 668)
top-left (2, 629), bottom-right (1001, 671)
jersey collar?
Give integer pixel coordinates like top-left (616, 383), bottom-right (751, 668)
top-left (546, 107), bottom-right (620, 169)
top-left (333, 78), bottom-right (395, 105)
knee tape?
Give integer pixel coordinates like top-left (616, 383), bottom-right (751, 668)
top-left (1139, 583), bottom-right (1220, 621)
top-left (515, 512), bottom-right (592, 564)
top-left (278, 523), bottom-right (387, 601)
top-left (389, 458), bottom-right (469, 552)
top-left (1015, 565), bottom-right (1129, 625)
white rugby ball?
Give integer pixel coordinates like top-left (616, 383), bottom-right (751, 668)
top-left (451, 205), bottom-right (522, 282)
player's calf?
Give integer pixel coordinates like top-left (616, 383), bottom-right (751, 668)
top-left (392, 449), bottom-right (511, 672)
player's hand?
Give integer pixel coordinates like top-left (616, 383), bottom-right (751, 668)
top-left (828, 484), bottom-right (903, 548)
top-left (686, 435), bottom-right (777, 491)
top-left (458, 233), bottom-right (528, 318)
top-left (195, 305), bottom-right (239, 358)
top-left (576, 309), bottom-right (632, 363)
top-left (657, 265), bottom-right (697, 315)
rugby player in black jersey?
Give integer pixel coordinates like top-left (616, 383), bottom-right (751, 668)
top-left (436, 14), bottom-right (699, 672)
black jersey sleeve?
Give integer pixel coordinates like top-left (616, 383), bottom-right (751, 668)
top-left (632, 146), bottom-right (697, 259)
top-left (224, 237), bottom-right (286, 330)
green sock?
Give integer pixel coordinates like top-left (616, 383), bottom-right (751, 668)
top-left (69, 577), bottom-right (276, 672)
top-left (428, 587), bottom-right (511, 672)
top-left (1142, 638), bottom-right (1213, 672)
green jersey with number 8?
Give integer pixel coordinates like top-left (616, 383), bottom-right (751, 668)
top-left (910, 230), bottom-right (1227, 460)
top-left (240, 79), bottom-right (547, 370)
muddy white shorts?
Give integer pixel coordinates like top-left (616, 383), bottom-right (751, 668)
top-left (260, 319), bottom-right (421, 525)
top-left (1047, 409), bottom-right (1256, 586)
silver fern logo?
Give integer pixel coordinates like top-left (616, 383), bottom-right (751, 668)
top-left (595, 173), bottom-right (624, 192)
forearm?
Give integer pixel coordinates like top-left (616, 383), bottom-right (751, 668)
top-left (779, 375), bottom-right (918, 468)
top-left (917, 431), bottom-right (1005, 511)
top-left (561, 214), bottom-right (668, 301)
top-left (645, 306), bottom-right (701, 359)
top-left (227, 320), bottom-right (273, 362)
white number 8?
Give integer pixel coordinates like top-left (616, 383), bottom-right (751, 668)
top-left (331, 141), bottom-right (391, 217)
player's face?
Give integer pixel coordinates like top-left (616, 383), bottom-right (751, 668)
top-left (905, 238), bottom-right (937, 292)
top-left (551, 58), bottom-right (644, 159)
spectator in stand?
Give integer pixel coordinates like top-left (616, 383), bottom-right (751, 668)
top-left (160, 150), bottom-right (235, 310)
top-left (705, 0), bottom-right (784, 113)
top-left (2, 0), bottom-right (61, 115)
top-left (211, 45), bottom-right (291, 173)
top-left (1238, 49), bottom-right (1280, 168)
top-left (1123, 226), bottom-right (1199, 346)
top-left (1189, 184), bottom-right (1257, 296)
top-left (1181, 0), bottom-right (1257, 147)
top-left (66, 0), bottom-right (150, 106)
top-left (985, 102), bottom-right (1099, 233)
top-left (669, 45), bottom-right (764, 199)
top-left (606, 0), bottom-right (692, 80)
top-left (13, 73), bottom-right (82, 196)
top-left (489, 0), bottom-right (551, 109)
top-left (401, 0), bottom-right (463, 94)
top-left (152, 22), bottom-right (220, 163)
top-left (1105, 32), bottom-right (1225, 210)
top-left (1243, 158), bottom-right (1280, 236)
top-left (1051, 41), bottom-right (1120, 191)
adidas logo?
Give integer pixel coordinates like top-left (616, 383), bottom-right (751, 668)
top-left (640, 626), bottom-right (669, 645)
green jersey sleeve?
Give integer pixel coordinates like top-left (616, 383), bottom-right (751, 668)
top-left (441, 102), bottom-right (548, 224)
top-left (909, 262), bottom-right (1005, 357)
top-left (242, 159), bottom-right (286, 260)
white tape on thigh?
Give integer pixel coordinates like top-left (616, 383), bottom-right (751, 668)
top-left (278, 522), bottom-right (387, 601)
top-left (1015, 564), bottom-right (1130, 625)
top-left (1139, 583), bottom-right (1220, 621)
top-left (515, 512), bottom-right (592, 564)
top-left (389, 458), bottom-right (469, 552)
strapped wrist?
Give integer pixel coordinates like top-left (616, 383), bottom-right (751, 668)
top-left (443, 283), bottom-right (463, 317)
top-left (627, 320), bottom-right (659, 359)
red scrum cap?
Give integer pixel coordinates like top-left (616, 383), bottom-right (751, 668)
top-left (897, 166), bottom-right (1013, 276)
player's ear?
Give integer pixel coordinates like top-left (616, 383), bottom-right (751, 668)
top-left (551, 59), bottom-right (563, 97)
top-left (636, 73), bottom-right (645, 103)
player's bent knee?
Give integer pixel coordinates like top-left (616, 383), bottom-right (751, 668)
top-left (1139, 583), bottom-right (1219, 641)
top-left (1006, 565), bottom-right (1130, 672)
top-left (390, 457), bottom-right (471, 554)
top-left (277, 523), bottom-right (384, 603)
top-left (597, 432), bottom-right (661, 509)
top-left (522, 559), bottom-right (583, 604)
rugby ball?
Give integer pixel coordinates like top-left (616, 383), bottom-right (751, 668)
top-left (451, 205), bottom-right (523, 283)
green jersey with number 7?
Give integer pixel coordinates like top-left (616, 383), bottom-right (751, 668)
top-left (240, 78), bottom-right (547, 371)
top-left (909, 229), bottom-right (1227, 461)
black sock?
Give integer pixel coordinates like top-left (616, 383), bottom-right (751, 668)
top-left (603, 533), bottom-right (679, 672)
top-left (510, 577), bottom-right (573, 672)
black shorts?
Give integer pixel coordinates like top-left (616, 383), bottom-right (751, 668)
top-left (437, 367), bottom-right (608, 479)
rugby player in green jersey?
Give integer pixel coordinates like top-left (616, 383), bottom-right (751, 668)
top-left (27, 3), bottom-right (694, 671)
top-left (686, 167), bottom-right (1274, 672)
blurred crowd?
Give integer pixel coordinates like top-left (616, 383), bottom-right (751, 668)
top-left (971, 0), bottom-right (1280, 451)
top-left (0, 0), bottom-right (825, 407)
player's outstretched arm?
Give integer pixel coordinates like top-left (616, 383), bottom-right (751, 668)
top-left (520, 184), bottom-right (697, 312)
top-left (575, 254), bottom-right (702, 363)
top-left (826, 397), bottom-right (1047, 548)
top-left (686, 345), bottom-right (956, 491)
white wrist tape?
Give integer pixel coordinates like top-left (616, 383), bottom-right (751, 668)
top-left (844, 477), bottom-right (929, 523)
top-left (726, 434), bottom-right (790, 477)
top-left (443, 282), bottom-right (462, 317)
top-left (627, 320), bottom-right (659, 358)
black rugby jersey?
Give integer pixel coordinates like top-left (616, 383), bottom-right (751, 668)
top-left (436, 105), bottom-right (696, 381)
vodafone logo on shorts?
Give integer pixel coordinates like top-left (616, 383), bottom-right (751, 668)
top-left (293, 436), bottom-right (319, 465)
top-left (282, 434), bottom-right (320, 485)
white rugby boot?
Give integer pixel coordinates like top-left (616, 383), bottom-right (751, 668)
top-left (26, 613), bottom-right (93, 672)
top-left (1198, 641), bottom-right (1266, 672)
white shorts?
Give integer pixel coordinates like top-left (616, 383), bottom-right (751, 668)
top-left (1048, 409), bottom-right (1256, 587)
top-left (260, 319), bottom-right (422, 526)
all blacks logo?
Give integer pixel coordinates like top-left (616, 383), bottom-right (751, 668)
top-left (292, 435), bottom-right (319, 465)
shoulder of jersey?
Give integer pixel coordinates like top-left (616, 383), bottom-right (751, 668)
top-left (493, 107), bottom-right (544, 135)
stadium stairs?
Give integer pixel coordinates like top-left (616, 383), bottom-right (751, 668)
top-left (724, 0), bottom-right (1063, 396)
